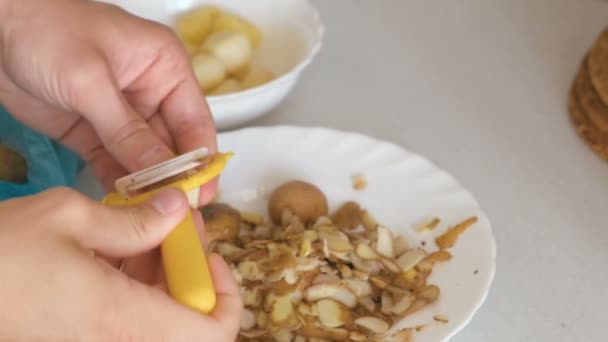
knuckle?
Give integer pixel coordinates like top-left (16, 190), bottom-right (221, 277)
top-left (60, 58), bottom-right (109, 107)
top-left (41, 187), bottom-right (94, 224)
top-left (43, 187), bottom-right (87, 209)
top-left (126, 207), bottom-right (149, 241)
top-left (104, 118), bottom-right (150, 153)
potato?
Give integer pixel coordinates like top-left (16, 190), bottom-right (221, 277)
top-left (176, 5), bottom-right (221, 46)
top-left (191, 52), bottom-right (226, 92)
top-left (268, 181), bottom-right (329, 225)
top-left (0, 145), bottom-right (27, 184)
top-left (331, 201), bottom-right (363, 229)
top-left (238, 64), bottom-right (275, 90)
top-left (209, 78), bottom-right (242, 96)
top-left (200, 203), bottom-right (241, 243)
top-left (202, 30), bottom-right (252, 74)
top-left (212, 12), bottom-right (263, 48)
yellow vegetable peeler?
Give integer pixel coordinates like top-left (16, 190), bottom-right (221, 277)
top-left (102, 147), bottom-right (233, 314)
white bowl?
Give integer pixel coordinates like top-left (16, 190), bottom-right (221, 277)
top-left (98, 0), bottom-right (324, 130)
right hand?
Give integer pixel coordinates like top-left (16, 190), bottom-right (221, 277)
top-left (0, 187), bottom-right (242, 341)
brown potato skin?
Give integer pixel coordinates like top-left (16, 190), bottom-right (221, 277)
top-left (200, 203), bottom-right (241, 243)
top-left (332, 201), bottom-right (363, 229)
top-left (268, 180), bottom-right (329, 225)
top-left (0, 145), bottom-right (27, 184)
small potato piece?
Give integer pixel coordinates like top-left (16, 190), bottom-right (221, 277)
top-left (376, 226), bottom-right (395, 258)
top-left (354, 317), bottom-right (389, 334)
top-left (351, 173), bottom-right (367, 191)
top-left (202, 31), bottom-right (252, 74)
top-left (435, 216), bottom-right (478, 250)
top-left (0, 145), bottom-right (28, 184)
top-left (271, 295), bottom-right (294, 324)
top-left (317, 299), bottom-right (351, 328)
top-left (238, 64), bottom-right (275, 89)
top-left (417, 284), bottom-right (440, 303)
top-left (240, 309), bottom-right (257, 330)
top-left (361, 210), bottom-right (379, 231)
top-left (200, 203), bottom-right (241, 243)
top-left (331, 201), bottom-right (362, 229)
top-left (268, 180), bottom-right (329, 225)
top-left (424, 250), bottom-right (453, 263)
top-left (298, 325), bottom-right (349, 341)
top-left (213, 12), bottom-right (263, 48)
top-left (208, 78), bottom-right (242, 96)
top-left (192, 53), bottom-right (226, 92)
top-left (176, 5), bottom-right (221, 45)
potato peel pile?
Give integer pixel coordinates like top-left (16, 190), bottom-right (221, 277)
top-left (203, 181), bottom-right (477, 342)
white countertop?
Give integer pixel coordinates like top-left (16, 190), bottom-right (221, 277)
top-left (242, 1), bottom-right (608, 341)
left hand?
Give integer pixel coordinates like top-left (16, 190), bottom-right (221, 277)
top-left (0, 0), bottom-right (217, 205)
top-left (0, 0), bottom-right (219, 285)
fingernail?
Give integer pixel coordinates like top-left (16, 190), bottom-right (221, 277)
top-left (149, 189), bottom-right (185, 214)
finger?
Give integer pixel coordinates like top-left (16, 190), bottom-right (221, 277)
top-left (191, 208), bottom-right (208, 248)
top-left (120, 34), bottom-right (217, 155)
top-left (147, 113), bottom-right (175, 151)
top-left (208, 253), bottom-right (243, 328)
top-left (121, 248), bottom-right (163, 285)
top-left (74, 188), bottom-right (189, 257)
top-left (198, 179), bottom-right (219, 207)
top-left (123, 208), bottom-right (205, 287)
top-left (160, 73), bottom-right (218, 155)
top-left (111, 275), bottom-right (240, 342)
top-left (56, 117), bottom-right (132, 192)
top-left (69, 55), bottom-right (174, 172)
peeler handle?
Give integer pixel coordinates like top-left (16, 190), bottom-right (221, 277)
top-left (161, 209), bottom-right (216, 313)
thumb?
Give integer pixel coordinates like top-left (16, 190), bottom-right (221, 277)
top-left (77, 188), bottom-right (189, 257)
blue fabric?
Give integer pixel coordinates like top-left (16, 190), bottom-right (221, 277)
top-left (0, 107), bottom-right (85, 201)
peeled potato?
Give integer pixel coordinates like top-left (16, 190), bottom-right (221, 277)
top-left (192, 52), bottom-right (226, 92)
top-left (213, 12), bottom-right (262, 48)
top-left (176, 5), bottom-right (221, 45)
top-left (238, 64), bottom-right (275, 90)
top-left (202, 31), bottom-right (252, 74)
top-left (268, 180), bottom-right (329, 225)
top-left (209, 78), bottom-right (242, 96)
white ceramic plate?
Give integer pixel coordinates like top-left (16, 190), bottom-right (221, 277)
top-left (75, 126), bottom-right (496, 341)
top-left (216, 126), bottom-right (496, 342)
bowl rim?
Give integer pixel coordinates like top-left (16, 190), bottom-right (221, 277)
top-left (206, 0), bottom-right (325, 102)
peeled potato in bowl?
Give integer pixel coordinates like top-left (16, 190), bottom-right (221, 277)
top-left (191, 53), bottom-right (226, 92)
top-left (237, 64), bottom-right (275, 90)
top-left (176, 5), bottom-right (221, 46)
top-left (209, 78), bottom-right (242, 96)
top-left (202, 30), bottom-right (252, 75)
top-left (211, 11), bottom-right (263, 48)
top-left (175, 5), bottom-right (277, 97)
top-left (143, 0), bottom-right (323, 129)
top-left (97, 0), bottom-right (323, 129)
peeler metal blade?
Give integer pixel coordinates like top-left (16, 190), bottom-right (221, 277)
top-left (114, 147), bottom-right (209, 198)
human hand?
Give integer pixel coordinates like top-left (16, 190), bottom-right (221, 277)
top-left (0, 187), bottom-right (242, 341)
top-left (0, 0), bottom-right (217, 204)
